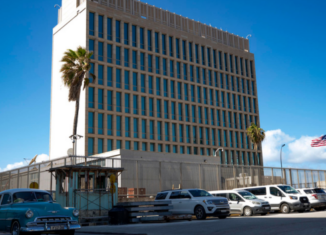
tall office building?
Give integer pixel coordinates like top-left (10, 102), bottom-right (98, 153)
top-left (50, 0), bottom-right (262, 166)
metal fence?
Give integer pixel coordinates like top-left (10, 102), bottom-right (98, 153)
top-left (1, 156), bottom-right (326, 202)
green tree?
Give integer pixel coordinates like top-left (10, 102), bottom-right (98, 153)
top-left (60, 47), bottom-right (95, 155)
top-left (246, 123), bottom-right (265, 164)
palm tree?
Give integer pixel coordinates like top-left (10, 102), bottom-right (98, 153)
top-left (246, 123), bottom-right (265, 164)
top-left (60, 47), bottom-right (95, 156)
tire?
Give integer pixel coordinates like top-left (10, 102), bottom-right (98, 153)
top-left (298, 210), bottom-right (305, 213)
top-left (281, 204), bottom-right (290, 214)
top-left (243, 207), bottom-right (253, 216)
top-left (194, 206), bottom-right (207, 220)
top-left (218, 216), bottom-right (227, 219)
top-left (11, 221), bottom-right (21, 235)
top-left (260, 213), bottom-right (267, 216)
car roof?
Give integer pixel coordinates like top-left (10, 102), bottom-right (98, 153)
top-left (160, 188), bottom-right (201, 192)
top-left (236, 184), bottom-right (289, 190)
top-left (0, 189), bottom-right (50, 195)
top-left (210, 190), bottom-right (248, 193)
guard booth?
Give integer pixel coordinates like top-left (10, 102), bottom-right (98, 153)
top-left (48, 159), bottom-right (124, 223)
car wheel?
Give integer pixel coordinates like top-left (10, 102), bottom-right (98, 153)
top-left (260, 213), bottom-right (267, 216)
top-left (281, 204), bottom-right (290, 214)
top-left (244, 207), bottom-right (253, 216)
top-left (218, 216), bottom-right (227, 219)
top-left (194, 206), bottom-right (207, 220)
top-left (298, 210), bottom-right (305, 213)
top-left (11, 221), bottom-right (21, 235)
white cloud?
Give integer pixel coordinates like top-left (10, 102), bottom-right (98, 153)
top-left (263, 130), bottom-right (326, 169)
top-left (262, 129), bottom-right (294, 162)
top-left (0, 154), bottom-right (49, 172)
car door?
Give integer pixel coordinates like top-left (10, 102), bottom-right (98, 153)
top-left (228, 193), bottom-right (244, 213)
top-left (0, 194), bottom-right (11, 231)
top-left (168, 191), bottom-right (183, 214)
top-left (179, 191), bottom-right (194, 214)
top-left (269, 187), bottom-right (284, 210)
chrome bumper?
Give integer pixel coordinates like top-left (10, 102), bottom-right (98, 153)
top-left (21, 221), bottom-right (81, 232)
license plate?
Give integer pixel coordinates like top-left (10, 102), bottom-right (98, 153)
top-left (264, 206), bottom-right (270, 209)
top-left (51, 225), bottom-right (65, 230)
top-left (304, 203), bottom-right (309, 206)
top-left (220, 210), bottom-right (227, 213)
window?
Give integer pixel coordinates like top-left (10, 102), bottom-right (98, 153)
top-left (98, 138), bottom-right (103, 153)
top-left (116, 140), bottom-right (121, 149)
top-left (240, 58), bottom-right (244, 75)
top-left (156, 77), bottom-right (161, 95)
top-left (149, 143), bottom-right (155, 151)
top-left (192, 105), bottom-right (196, 123)
top-left (162, 34), bottom-right (166, 55)
top-left (116, 46), bottom-right (121, 65)
top-left (236, 77), bottom-right (240, 92)
top-left (170, 60), bottom-right (174, 77)
top-left (204, 108), bottom-right (209, 124)
top-left (155, 32), bottom-right (159, 53)
top-left (88, 138), bottom-right (94, 156)
top-left (133, 118), bottom-right (138, 138)
top-left (164, 79), bottom-right (168, 97)
top-left (172, 123), bottom-right (176, 142)
top-left (213, 50), bottom-right (217, 68)
top-left (210, 109), bottom-right (215, 125)
top-left (201, 46), bottom-right (205, 65)
top-left (164, 101), bottom-right (169, 119)
top-left (243, 96), bottom-right (247, 112)
top-left (183, 64), bottom-right (188, 80)
top-left (250, 61), bottom-right (254, 78)
top-left (225, 75), bottom-right (229, 90)
top-left (156, 56), bottom-right (160, 74)
top-left (199, 127), bottom-right (203, 144)
top-left (215, 90), bottom-right (219, 106)
top-left (124, 23), bottom-right (129, 45)
top-left (88, 112), bottom-right (94, 134)
top-left (179, 40), bottom-right (186, 61)
top-left (248, 97), bottom-right (252, 112)
top-left (177, 82), bottom-right (182, 100)
top-left (116, 92), bottom-right (121, 112)
top-left (98, 89), bottom-right (103, 109)
top-left (220, 73), bottom-right (224, 89)
top-left (218, 51), bottom-right (222, 70)
top-left (185, 104), bottom-right (189, 122)
top-left (133, 95), bottom-right (138, 114)
top-left (125, 94), bottom-right (130, 113)
top-left (229, 193), bottom-right (242, 202)
top-left (142, 119), bottom-right (146, 139)
top-left (229, 131), bottom-right (233, 147)
top-left (177, 62), bottom-right (181, 79)
top-left (133, 72), bottom-right (138, 91)
top-left (148, 30), bottom-right (152, 51)
top-left (165, 123), bottom-right (169, 141)
top-left (88, 87), bottom-right (94, 108)
top-left (125, 141), bottom-right (131, 150)
top-left (116, 116), bottom-right (122, 136)
top-left (89, 39), bottom-right (94, 59)
top-left (251, 81), bottom-right (255, 96)
top-left (132, 51), bottom-right (137, 69)
top-left (189, 42), bottom-right (193, 62)
top-left (198, 107), bottom-right (202, 124)
top-left (253, 98), bottom-right (257, 113)
top-left (239, 114), bottom-right (243, 129)
top-left (205, 128), bottom-right (209, 145)
top-left (211, 129), bottom-right (216, 145)
top-left (190, 65), bottom-right (194, 82)
top-left (191, 85), bottom-right (195, 102)
top-left (129, 25), bottom-right (136, 47)
top-left (157, 99), bottom-right (161, 118)
top-left (235, 131), bottom-right (238, 148)
top-left (150, 121), bottom-right (154, 140)
top-left (163, 58), bottom-right (167, 75)
top-left (171, 102), bottom-right (176, 120)
top-left (270, 187), bottom-right (283, 197)
top-left (202, 68), bottom-right (206, 85)
top-left (107, 44), bottom-right (112, 63)
top-left (186, 125), bottom-right (190, 143)
top-left (184, 84), bottom-right (189, 101)
top-left (157, 121), bottom-right (162, 140)
top-left (246, 187), bottom-right (266, 196)
top-left (116, 20), bottom-right (121, 42)
top-left (235, 56), bottom-right (239, 74)
top-left (140, 74), bottom-right (146, 93)
top-left (89, 63), bottom-right (94, 82)
top-left (197, 87), bottom-right (201, 103)
top-left (147, 54), bottom-right (153, 72)
top-left (1, 194), bottom-right (11, 205)
top-left (89, 13), bottom-right (95, 36)
top-left (228, 112), bottom-right (232, 128)
top-left (207, 48), bottom-right (211, 67)
top-left (224, 150), bottom-right (228, 164)
top-left (229, 55), bottom-right (233, 73)
top-left (176, 38), bottom-right (180, 58)
top-left (149, 98), bottom-right (154, 117)
top-left (107, 115), bottom-right (113, 135)
top-left (223, 130), bottom-right (228, 147)
top-left (221, 92), bottom-right (225, 108)
top-left (97, 65), bottom-right (104, 85)
top-left (245, 59), bottom-right (249, 77)
top-left (196, 67), bottom-right (200, 83)
top-left (107, 90), bottom-right (112, 111)
top-left (203, 88), bottom-right (207, 104)
top-left (216, 110), bottom-right (220, 126)
top-left (195, 44), bottom-right (199, 64)
top-left (107, 18), bottom-right (112, 40)
top-left (169, 36), bottom-right (173, 56)
top-left (141, 97), bottom-right (146, 115)
top-left (224, 53), bottom-right (228, 71)
top-left (142, 143), bottom-right (147, 151)
top-left (218, 130), bottom-right (222, 146)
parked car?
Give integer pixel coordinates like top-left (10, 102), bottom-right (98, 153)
top-left (0, 189), bottom-right (80, 235)
top-left (155, 188), bottom-right (230, 220)
top-left (296, 188), bottom-right (326, 211)
top-left (209, 189), bottom-right (271, 216)
top-left (237, 185), bottom-right (310, 213)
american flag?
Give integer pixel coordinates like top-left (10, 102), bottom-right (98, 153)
top-left (311, 135), bottom-right (326, 147)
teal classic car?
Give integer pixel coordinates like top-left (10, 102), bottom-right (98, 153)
top-left (0, 189), bottom-right (81, 235)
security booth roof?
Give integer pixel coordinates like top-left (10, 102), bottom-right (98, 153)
top-left (48, 165), bottom-right (124, 173)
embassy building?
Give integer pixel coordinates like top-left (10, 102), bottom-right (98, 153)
top-left (50, 0), bottom-right (263, 166)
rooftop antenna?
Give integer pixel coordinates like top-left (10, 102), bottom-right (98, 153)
top-left (54, 4), bottom-right (61, 8)
top-left (246, 34), bottom-right (252, 39)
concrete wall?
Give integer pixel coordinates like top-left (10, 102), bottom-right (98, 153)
top-left (50, 2), bottom-right (87, 159)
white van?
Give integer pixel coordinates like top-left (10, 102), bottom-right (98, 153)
top-left (209, 190), bottom-right (271, 216)
top-left (237, 185), bottom-right (310, 213)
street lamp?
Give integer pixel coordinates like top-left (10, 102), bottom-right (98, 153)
top-left (280, 144), bottom-right (286, 184)
top-left (214, 148), bottom-right (224, 157)
top-left (69, 135), bottom-right (83, 156)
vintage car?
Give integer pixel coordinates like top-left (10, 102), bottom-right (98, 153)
top-left (0, 188), bottom-right (80, 235)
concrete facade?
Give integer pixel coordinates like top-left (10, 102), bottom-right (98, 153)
top-left (50, 0), bottom-right (262, 166)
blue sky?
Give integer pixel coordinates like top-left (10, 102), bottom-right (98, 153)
top-left (0, 0), bottom-right (325, 170)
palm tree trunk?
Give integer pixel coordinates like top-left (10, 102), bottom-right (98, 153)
top-left (72, 97), bottom-right (80, 156)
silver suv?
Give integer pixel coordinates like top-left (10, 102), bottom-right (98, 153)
top-left (296, 188), bottom-right (326, 211)
top-left (155, 189), bottom-right (230, 220)
top-left (210, 190), bottom-right (271, 216)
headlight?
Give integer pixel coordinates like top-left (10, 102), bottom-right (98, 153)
top-left (73, 209), bottom-right (79, 217)
top-left (25, 210), bottom-right (34, 219)
top-left (203, 200), bottom-right (214, 205)
top-left (290, 196), bottom-right (298, 200)
top-left (252, 201), bottom-right (261, 205)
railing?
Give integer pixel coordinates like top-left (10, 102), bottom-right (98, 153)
top-left (89, 0), bottom-right (250, 52)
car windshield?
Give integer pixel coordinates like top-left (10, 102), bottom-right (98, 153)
top-left (188, 190), bottom-right (212, 197)
top-left (238, 191), bottom-right (257, 200)
top-left (13, 192), bottom-right (37, 203)
top-left (35, 192), bottom-right (53, 202)
top-left (278, 186), bottom-right (298, 194)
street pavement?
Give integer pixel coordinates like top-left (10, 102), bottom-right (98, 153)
top-left (76, 210), bottom-right (326, 235)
